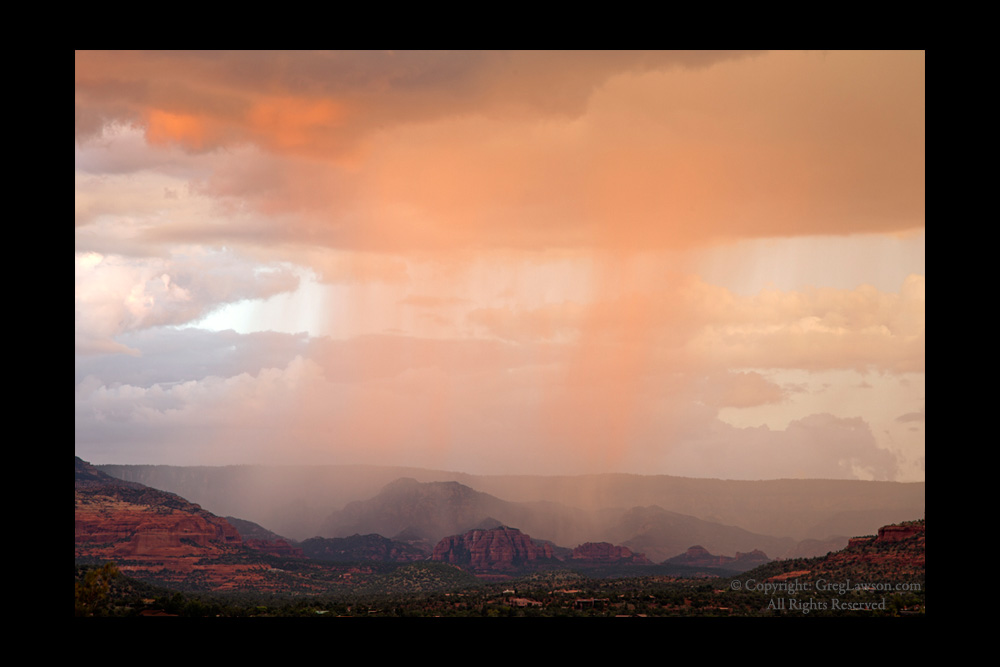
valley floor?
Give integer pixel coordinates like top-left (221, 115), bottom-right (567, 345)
top-left (76, 561), bottom-right (925, 618)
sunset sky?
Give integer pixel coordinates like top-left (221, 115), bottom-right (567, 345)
top-left (75, 51), bottom-right (925, 481)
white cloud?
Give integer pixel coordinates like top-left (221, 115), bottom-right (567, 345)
top-left (75, 250), bottom-right (299, 355)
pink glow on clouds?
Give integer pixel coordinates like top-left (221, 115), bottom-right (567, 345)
top-left (75, 51), bottom-right (924, 480)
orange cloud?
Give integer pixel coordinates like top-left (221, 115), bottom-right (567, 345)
top-left (78, 51), bottom-right (924, 254)
top-left (75, 52), bottom-right (924, 478)
top-left (246, 96), bottom-right (351, 155)
top-left (145, 110), bottom-right (219, 151)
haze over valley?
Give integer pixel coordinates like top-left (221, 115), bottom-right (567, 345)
top-left (99, 463), bottom-right (924, 561)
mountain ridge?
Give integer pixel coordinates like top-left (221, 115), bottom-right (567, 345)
top-left (98, 463), bottom-right (924, 544)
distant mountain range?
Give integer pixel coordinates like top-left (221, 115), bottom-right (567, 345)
top-left (99, 463), bottom-right (923, 560)
top-left (321, 477), bottom-right (596, 549)
top-left (77, 457), bottom-right (925, 593)
top-left (319, 476), bottom-right (801, 561)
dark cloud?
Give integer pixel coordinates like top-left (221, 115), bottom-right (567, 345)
top-left (76, 51), bottom-right (766, 145)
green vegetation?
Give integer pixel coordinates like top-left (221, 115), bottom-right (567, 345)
top-left (75, 562), bottom-right (181, 616)
top-left (76, 561), bottom-right (923, 617)
top-left (75, 562), bottom-right (119, 616)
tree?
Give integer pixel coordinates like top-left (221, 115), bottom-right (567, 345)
top-left (75, 562), bottom-right (120, 616)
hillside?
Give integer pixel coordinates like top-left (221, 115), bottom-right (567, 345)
top-left (76, 457), bottom-right (254, 590)
top-left (741, 518), bottom-right (925, 585)
top-left (76, 457), bottom-right (386, 593)
top-left (75, 457), bottom-right (243, 556)
top-left (300, 534), bottom-right (426, 563)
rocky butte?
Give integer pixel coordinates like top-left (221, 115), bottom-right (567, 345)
top-left (432, 526), bottom-right (556, 573)
top-left (877, 524), bottom-right (923, 542)
top-left (570, 542), bottom-right (652, 564)
top-left (666, 545), bottom-right (771, 573)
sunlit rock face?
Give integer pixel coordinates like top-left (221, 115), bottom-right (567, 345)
top-left (75, 457), bottom-right (242, 557)
top-left (75, 456), bottom-right (258, 589)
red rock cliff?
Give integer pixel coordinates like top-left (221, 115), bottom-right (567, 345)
top-left (75, 489), bottom-right (242, 558)
top-left (431, 526), bottom-right (555, 572)
top-left (244, 539), bottom-right (305, 558)
top-left (877, 524), bottom-right (922, 542)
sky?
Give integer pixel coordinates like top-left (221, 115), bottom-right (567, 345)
top-left (75, 50), bottom-right (925, 481)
